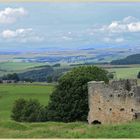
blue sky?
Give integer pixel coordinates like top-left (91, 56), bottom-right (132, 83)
top-left (0, 2), bottom-right (140, 51)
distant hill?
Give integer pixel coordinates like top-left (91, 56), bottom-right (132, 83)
top-left (18, 65), bottom-right (69, 82)
top-left (18, 66), bottom-right (54, 82)
top-left (111, 54), bottom-right (140, 65)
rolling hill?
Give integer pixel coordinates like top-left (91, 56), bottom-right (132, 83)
top-left (111, 54), bottom-right (140, 65)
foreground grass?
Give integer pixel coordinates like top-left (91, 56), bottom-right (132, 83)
top-left (1, 84), bottom-right (140, 138)
top-left (0, 84), bottom-right (54, 121)
top-left (0, 121), bottom-right (140, 138)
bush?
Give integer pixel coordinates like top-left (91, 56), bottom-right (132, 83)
top-left (47, 66), bottom-right (109, 122)
top-left (137, 71), bottom-right (140, 79)
top-left (11, 98), bottom-right (47, 122)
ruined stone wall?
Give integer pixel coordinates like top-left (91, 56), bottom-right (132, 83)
top-left (88, 80), bottom-right (140, 124)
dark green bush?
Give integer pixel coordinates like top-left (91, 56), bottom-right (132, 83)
top-left (47, 66), bottom-right (109, 122)
top-left (11, 98), bottom-right (47, 122)
top-left (137, 71), bottom-right (140, 79)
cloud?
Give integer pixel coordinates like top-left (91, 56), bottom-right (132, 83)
top-left (0, 7), bottom-right (27, 24)
top-left (1, 28), bottom-right (44, 43)
top-left (128, 22), bottom-right (140, 32)
top-left (85, 16), bottom-right (140, 44)
top-left (2, 28), bottom-right (32, 38)
top-left (102, 16), bottom-right (140, 33)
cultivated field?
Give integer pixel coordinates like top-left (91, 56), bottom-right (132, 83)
top-left (0, 84), bottom-right (140, 138)
top-left (0, 62), bottom-right (47, 76)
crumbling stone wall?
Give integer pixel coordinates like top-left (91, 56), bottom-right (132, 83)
top-left (88, 79), bottom-right (140, 124)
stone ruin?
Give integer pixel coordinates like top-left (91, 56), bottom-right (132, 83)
top-left (87, 79), bottom-right (140, 124)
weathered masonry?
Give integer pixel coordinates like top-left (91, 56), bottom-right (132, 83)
top-left (88, 79), bottom-right (140, 124)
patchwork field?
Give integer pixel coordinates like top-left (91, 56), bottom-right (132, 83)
top-left (0, 84), bottom-right (140, 138)
top-left (0, 62), bottom-right (47, 76)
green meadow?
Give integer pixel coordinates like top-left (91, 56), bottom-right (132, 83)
top-left (0, 84), bottom-right (54, 121)
top-left (0, 64), bottom-right (140, 138)
top-left (0, 83), bottom-right (140, 138)
top-left (0, 62), bottom-right (46, 76)
top-left (107, 66), bottom-right (140, 79)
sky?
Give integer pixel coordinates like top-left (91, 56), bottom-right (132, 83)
top-left (0, 2), bottom-right (140, 51)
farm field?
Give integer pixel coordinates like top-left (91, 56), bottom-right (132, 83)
top-left (107, 66), bottom-right (140, 79)
top-left (0, 84), bottom-right (140, 138)
top-left (0, 62), bottom-right (47, 76)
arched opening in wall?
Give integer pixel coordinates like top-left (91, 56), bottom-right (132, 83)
top-left (120, 108), bottom-right (125, 111)
top-left (92, 120), bottom-right (101, 125)
top-left (134, 113), bottom-right (140, 120)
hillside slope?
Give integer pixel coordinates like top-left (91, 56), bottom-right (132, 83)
top-left (111, 54), bottom-right (140, 65)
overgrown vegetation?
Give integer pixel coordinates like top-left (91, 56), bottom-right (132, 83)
top-left (137, 71), bottom-right (140, 79)
top-left (47, 66), bottom-right (109, 122)
top-left (11, 98), bottom-right (47, 122)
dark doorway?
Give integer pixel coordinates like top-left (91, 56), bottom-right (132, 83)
top-left (92, 120), bottom-right (101, 125)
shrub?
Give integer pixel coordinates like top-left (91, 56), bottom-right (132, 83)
top-left (11, 98), bottom-right (47, 122)
top-left (47, 66), bottom-right (109, 122)
top-left (137, 71), bottom-right (140, 79)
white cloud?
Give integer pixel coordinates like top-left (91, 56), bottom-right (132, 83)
top-left (104, 16), bottom-right (140, 33)
top-left (107, 21), bottom-right (127, 33)
top-left (2, 28), bottom-right (32, 39)
top-left (0, 7), bottom-right (27, 24)
top-left (1, 28), bottom-right (44, 43)
top-left (123, 16), bottom-right (138, 23)
top-left (128, 22), bottom-right (140, 32)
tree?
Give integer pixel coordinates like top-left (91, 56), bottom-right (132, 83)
top-left (137, 71), bottom-right (140, 79)
top-left (11, 98), bottom-right (47, 122)
top-left (47, 66), bottom-right (109, 122)
top-left (2, 73), bottom-right (19, 81)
